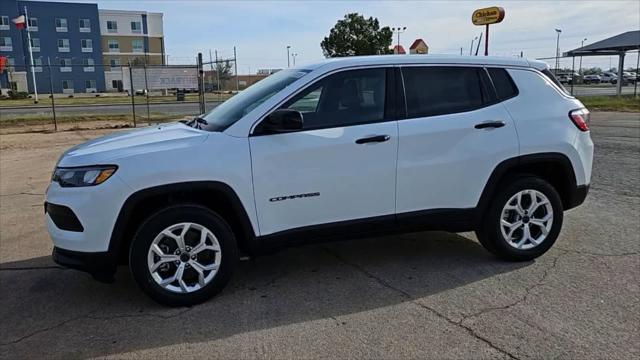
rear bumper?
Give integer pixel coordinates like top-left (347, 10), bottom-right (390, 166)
top-left (52, 247), bottom-right (117, 282)
top-left (566, 184), bottom-right (589, 210)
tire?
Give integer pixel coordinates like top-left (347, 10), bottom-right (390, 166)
top-left (476, 176), bottom-right (563, 261)
top-left (129, 204), bottom-right (237, 306)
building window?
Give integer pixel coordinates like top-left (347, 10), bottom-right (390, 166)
top-left (131, 21), bottom-right (142, 33)
top-left (0, 36), bottom-right (12, 51)
top-left (55, 18), bottom-right (67, 32)
top-left (33, 57), bottom-right (43, 72)
top-left (106, 20), bottom-right (117, 33)
top-left (85, 79), bottom-right (97, 92)
top-left (81, 39), bottom-right (93, 53)
top-left (79, 18), bottom-right (91, 32)
top-left (132, 39), bottom-right (144, 53)
top-left (110, 58), bottom-right (120, 67)
top-left (57, 38), bottom-right (70, 52)
top-left (0, 16), bottom-right (9, 30)
top-left (30, 38), bottom-right (40, 51)
top-left (107, 39), bottom-right (119, 52)
top-left (62, 80), bottom-right (74, 92)
top-left (59, 58), bottom-right (72, 72)
top-left (83, 58), bottom-right (95, 72)
top-left (28, 17), bottom-right (37, 31)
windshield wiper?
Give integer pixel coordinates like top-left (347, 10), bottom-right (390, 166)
top-left (186, 116), bottom-right (209, 129)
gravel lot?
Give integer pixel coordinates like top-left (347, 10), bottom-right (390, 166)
top-left (0, 112), bottom-right (638, 359)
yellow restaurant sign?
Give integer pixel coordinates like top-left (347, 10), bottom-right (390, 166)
top-left (472, 6), bottom-right (505, 25)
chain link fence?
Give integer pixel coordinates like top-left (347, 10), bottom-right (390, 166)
top-left (0, 52), bottom-right (245, 133)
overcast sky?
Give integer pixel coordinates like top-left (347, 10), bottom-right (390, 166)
top-left (51, 0), bottom-right (639, 73)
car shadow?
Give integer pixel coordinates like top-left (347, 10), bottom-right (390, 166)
top-left (0, 231), bottom-right (531, 357)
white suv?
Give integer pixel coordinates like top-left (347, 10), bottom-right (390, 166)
top-left (46, 55), bottom-right (593, 306)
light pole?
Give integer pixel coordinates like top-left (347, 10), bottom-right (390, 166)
top-left (286, 45), bottom-right (291, 67)
top-left (391, 27), bottom-right (406, 53)
top-left (554, 28), bottom-right (562, 75)
top-left (470, 36), bottom-right (478, 56)
top-left (579, 38), bottom-right (587, 76)
top-left (291, 53), bottom-right (298, 67)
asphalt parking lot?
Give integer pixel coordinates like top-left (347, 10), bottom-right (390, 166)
top-left (0, 111), bottom-right (638, 359)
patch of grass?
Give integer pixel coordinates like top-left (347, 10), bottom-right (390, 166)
top-left (578, 95), bottom-right (640, 112)
top-left (0, 93), bottom-right (233, 107)
top-left (0, 113), bottom-right (179, 127)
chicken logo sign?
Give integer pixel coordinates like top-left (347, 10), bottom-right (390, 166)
top-left (472, 7), bottom-right (505, 25)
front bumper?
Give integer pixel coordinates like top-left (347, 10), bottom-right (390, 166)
top-left (52, 247), bottom-right (117, 282)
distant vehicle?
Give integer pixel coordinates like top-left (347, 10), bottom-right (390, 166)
top-left (600, 72), bottom-right (618, 84)
top-left (557, 74), bottom-right (573, 84)
top-left (583, 75), bottom-right (601, 85)
top-left (622, 72), bottom-right (637, 84)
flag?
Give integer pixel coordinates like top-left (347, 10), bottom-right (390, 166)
top-left (12, 15), bottom-right (25, 30)
top-left (0, 56), bottom-right (6, 73)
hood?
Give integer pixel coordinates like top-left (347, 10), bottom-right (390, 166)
top-left (57, 122), bottom-right (208, 167)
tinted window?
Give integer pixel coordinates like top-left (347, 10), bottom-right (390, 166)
top-left (283, 68), bottom-right (386, 130)
top-left (402, 66), bottom-right (485, 118)
top-left (487, 68), bottom-right (518, 100)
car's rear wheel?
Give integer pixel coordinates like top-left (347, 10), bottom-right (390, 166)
top-left (130, 204), bottom-right (237, 306)
top-left (476, 176), bottom-right (563, 261)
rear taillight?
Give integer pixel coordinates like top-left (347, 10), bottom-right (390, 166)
top-left (569, 108), bottom-right (590, 132)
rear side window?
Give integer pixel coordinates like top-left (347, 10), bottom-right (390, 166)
top-left (487, 68), bottom-right (518, 100)
top-left (401, 66), bottom-right (486, 118)
top-left (540, 69), bottom-right (570, 95)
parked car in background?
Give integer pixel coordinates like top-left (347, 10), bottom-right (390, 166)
top-left (622, 72), bottom-right (637, 84)
top-left (600, 72), bottom-right (618, 84)
top-left (558, 74), bottom-right (573, 84)
top-left (582, 74), bottom-right (601, 85)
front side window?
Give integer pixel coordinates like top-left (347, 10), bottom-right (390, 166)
top-left (131, 21), bottom-right (142, 33)
top-left (402, 66), bottom-right (486, 118)
top-left (200, 69), bottom-right (311, 131)
top-left (282, 68), bottom-right (386, 130)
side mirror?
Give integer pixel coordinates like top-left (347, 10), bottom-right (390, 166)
top-left (256, 109), bottom-right (303, 135)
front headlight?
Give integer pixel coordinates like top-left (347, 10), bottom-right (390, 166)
top-left (52, 165), bottom-right (118, 187)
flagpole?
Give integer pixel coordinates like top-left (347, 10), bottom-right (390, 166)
top-left (24, 5), bottom-right (38, 103)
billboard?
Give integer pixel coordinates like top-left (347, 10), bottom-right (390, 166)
top-left (472, 7), bottom-right (505, 25)
top-left (129, 66), bottom-right (198, 90)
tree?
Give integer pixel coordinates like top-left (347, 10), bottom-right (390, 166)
top-left (215, 60), bottom-right (233, 90)
top-left (321, 13), bottom-right (393, 57)
top-left (583, 67), bottom-right (602, 75)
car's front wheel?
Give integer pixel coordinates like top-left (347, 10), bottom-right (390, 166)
top-left (476, 176), bottom-right (563, 261)
top-left (129, 204), bottom-right (237, 306)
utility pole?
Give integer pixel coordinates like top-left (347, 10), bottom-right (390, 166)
top-left (234, 46), bottom-right (239, 91)
top-left (24, 6), bottom-right (38, 103)
top-left (128, 62), bottom-right (136, 127)
top-left (47, 57), bottom-right (56, 131)
top-left (286, 45), bottom-right (291, 67)
top-left (579, 38), bottom-right (587, 75)
top-left (292, 53), bottom-right (298, 66)
top-left (392, 27), bottom-right (407, 53)
top-left (215, 50), bottom-right (221, 98)
top-left (555, 28), bottom-right (562, 75)
top-left (470, 36), bottom-right (478, 56)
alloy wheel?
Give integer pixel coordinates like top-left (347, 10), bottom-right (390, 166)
top-left (500, 189), bottom-right (554, 250)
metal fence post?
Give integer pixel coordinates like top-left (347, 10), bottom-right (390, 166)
top-left (128, 63), bottom-right (136, 127)
top-left (197, 52), bottom-right (205, 114)
top-left (47, 57), bottom-right (57, 131)
top-left (143, 62), bottom-right (150, 121)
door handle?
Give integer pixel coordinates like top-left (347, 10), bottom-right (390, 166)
top-left (355, 135), bottom-right (391, 144)
top-left (474, 121), bottom-right (505, 129)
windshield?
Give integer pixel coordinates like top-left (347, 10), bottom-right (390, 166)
top-left (198, 69), bottom-right (311, 131)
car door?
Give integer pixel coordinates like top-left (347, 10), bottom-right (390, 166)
top-left (395, 65), bottom-right (519, 216)
top-left (249, 67), bottom-right (399, 236)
